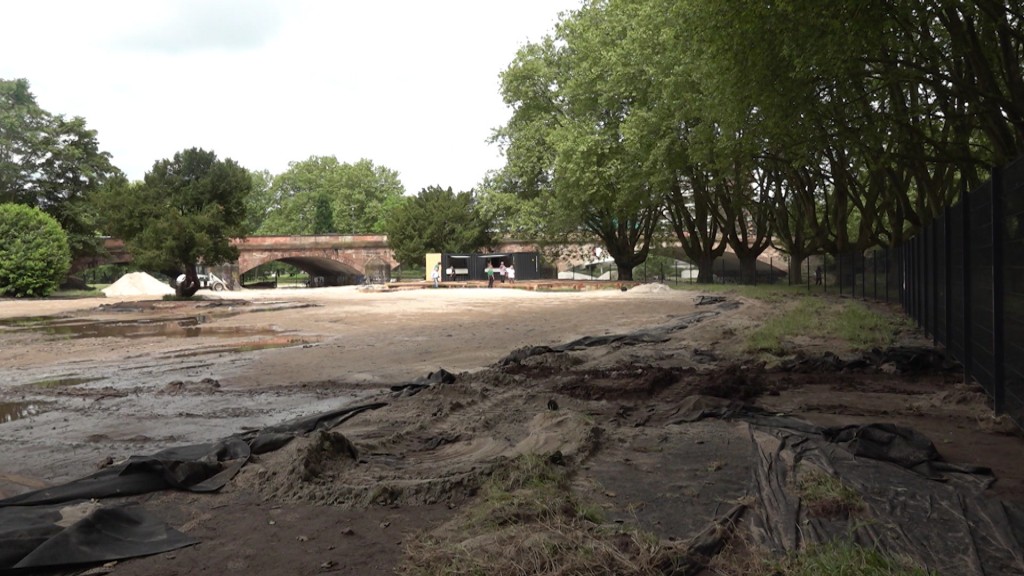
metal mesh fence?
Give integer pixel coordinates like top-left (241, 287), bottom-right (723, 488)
top-left (806, 158), bottom-right (1024, 429)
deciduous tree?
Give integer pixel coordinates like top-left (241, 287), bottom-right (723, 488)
top-left (95, 148), bottom-right (252, 297)
top-left (0, 78), bottom-right (119, 259)
top-left (258, 156), bottom-right (404, 235)
top-left (384, 186), bottom-right (491, 267)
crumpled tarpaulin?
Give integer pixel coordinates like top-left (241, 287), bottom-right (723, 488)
top-left (0, 401), bottom-right (387, 574)
top-left (661, 395), bottom-right (1024, 574)
top-left (0, 502), bottom-right (198, 573)
top-left (746, 420), bottom-right (1024, 575)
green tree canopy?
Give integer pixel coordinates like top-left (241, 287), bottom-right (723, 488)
top-left (495, 3), bottom-right (665, 280)
top-left (0, 202), bottom-right (71, 297)
top-left (385, 185), bottom-right (492, 267)
top-left (493, 0), bottom-right (1024, 283)
top-left (95, 147), bottom-right (252, 297)
top-left (257, 156), bottom-right (405, 235)
top-left (0, 78), bottom-right (120, 259)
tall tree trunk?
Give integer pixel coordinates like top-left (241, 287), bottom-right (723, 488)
top-left (616, 261), bottom-right (634, 281)
top-left (176, 263), bottom-right (201, 298)
top-left (696, 256), bottom-right (716, 284)
top-left (738, 254), bottom-right (758, 284)
top-left (788, 252), bottom-right (807, 285)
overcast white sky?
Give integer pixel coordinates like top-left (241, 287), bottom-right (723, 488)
top-left (1, 0), bottom-right (580, 194)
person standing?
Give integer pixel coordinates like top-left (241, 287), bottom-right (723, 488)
top-left (485, 263), bottom-right (495, 288)
top-left (815, 265), bottom-right (823, 286)
top-left (499, 262), bottom-right (507, 283)
top-left (507, 264), bottom-right (516, 284)
top-left (432, 263), bottom-right (441, 288)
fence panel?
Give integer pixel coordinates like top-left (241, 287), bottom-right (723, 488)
top-left (969, 182), bottom-right (996, 396)
top-left (1002, 157), bottom-right (1024, 426)
top-left (947, 200), bottom-right (966, 361)
top-left (792, 157), bottom-right (1022, 430)
top-left (933, 214), bottom-right (948, 346)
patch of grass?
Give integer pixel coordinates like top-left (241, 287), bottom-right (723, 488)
top-left (797, 468), bottom-right (864, 518)
top-left (28, 376), bottom-right (100, 388)
top-left (711, 539), bottom-right (934, 576)
top-left (835, 301), bottom-right (911, 349)
top-left (160, 294), bottom-right (210, 301)
top-left (744, 294), bottom-right (912, 355)
top-left (775, 541), bottom-right (934, 576)
top-left (51, 287), bottom-right (104, 299)
top-left (467, 454), bottom-right (575, 529)
top-left (745, 297), bottom-right (828, 354)
top-left (399, 454), bottom-right (666, 576)
top-left (672, 283), bottom-right (811, 304)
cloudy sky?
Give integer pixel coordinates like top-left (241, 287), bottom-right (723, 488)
top-left (1, 0), bottom-right (580, 194)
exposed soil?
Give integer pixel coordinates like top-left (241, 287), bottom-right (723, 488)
top-left (1, 284), bottom-right (1021, 575)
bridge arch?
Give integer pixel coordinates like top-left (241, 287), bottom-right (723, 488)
top-left (235, 235), bottom-right (398, 285)
top-left (74, 235), bottom-right (397, 287)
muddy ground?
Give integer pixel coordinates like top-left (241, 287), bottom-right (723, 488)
top-left (1, 283), bottom-right (1021, 575)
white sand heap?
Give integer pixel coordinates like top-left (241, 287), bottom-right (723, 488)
top-left (102, 272), bottom-right (176, 297)
top-left (629, 282), bottom-right (672, 293)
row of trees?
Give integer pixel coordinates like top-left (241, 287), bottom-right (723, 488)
top-left (491, 0), bottom-right (1024, 282)
top-left (9, 1), bottom-right (1022, 292)
top-left (1, 78), bottom-right (495, 296)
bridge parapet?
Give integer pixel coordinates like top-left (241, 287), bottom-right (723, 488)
top-left (233, 234), bottom-right (397, 277)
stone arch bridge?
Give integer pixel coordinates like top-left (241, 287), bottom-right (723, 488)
top-left (75, 235), bottom-right (399, 287)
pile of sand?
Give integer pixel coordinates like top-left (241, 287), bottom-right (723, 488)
top-left (629, 282), bottom-right (673, 293)
top-left (102, 272), bottom-right (175, 297)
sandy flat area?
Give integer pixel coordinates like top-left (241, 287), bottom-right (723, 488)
top-left (2, 283), bottom-right (1022, 576)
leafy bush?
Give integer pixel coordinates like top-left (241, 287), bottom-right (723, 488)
top-left (0, 203), bottom-right (71, 297)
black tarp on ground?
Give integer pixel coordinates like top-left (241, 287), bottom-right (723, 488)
top-left (744, 418), bottom-right (1024, 574)
top-left (0, 503), bottom-right (198, 573)
top-left (637, 395), bottom-right (1024, 575)
top-left (0, 401), bottom-right (387, 574)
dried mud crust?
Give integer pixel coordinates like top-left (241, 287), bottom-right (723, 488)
top-left (1, 288), bottom-right (1022, 575)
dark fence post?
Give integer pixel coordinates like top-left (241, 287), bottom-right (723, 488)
top-left (884, 243), bottom-right (892, 303)
top-left (931, 222), bottom-right (938, 344)
top-left (944, 207), bottom-right (953, 357)
top-left (991, 166), bottom-right (1006, 414)
top-left (873, 249), bottom-right (878, 301)
top-left (961, 179), bottom-right (973, 386)
top-left (860, 250), bottom-right (866, 298)
top-left (922, 227), bottom-right (929, 334)
top-left (921, 234), bottom-right (929, 325)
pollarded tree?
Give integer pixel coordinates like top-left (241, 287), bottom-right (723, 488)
top-left (95, 148), bottom-right (252, 297)
top-left (384, 185), bottom-right (492, 267)
top-left (0, 203), bottom-right (71, 297)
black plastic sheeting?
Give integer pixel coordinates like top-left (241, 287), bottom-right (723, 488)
top-left (0, 503), bottom-right (198, 573)
top-left (672, 398), bottom-right (1024, 575)
top-left (0, 401), bottom-right (386, 574)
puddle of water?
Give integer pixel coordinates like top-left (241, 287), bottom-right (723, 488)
top-left (0, 402), bottom-right (49, 424)
top-left (4, 315), bottom-right (281, 340)
top-left (167, 337), bottom-right (314, 358)
top-left (28, 376), bottom-right (102, 388)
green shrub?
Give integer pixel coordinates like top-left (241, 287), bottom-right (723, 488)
top-left (0, 203), bottom-right (71, 297)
